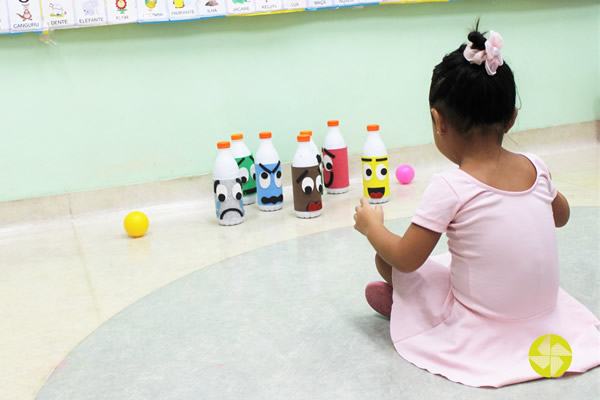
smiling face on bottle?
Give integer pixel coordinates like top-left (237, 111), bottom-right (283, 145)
top-left (291, 165), bottom-right (322, 212)
top-left (362, 156), bottom-right (389, 200)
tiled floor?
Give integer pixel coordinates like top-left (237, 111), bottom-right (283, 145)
top-left (1, 124), bottom-right (599, 400)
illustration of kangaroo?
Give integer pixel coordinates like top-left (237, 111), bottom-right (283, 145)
top-left (17, 9), bottom-right (33, 21)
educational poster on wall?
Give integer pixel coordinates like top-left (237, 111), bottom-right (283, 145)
top-left (40, 0), bottom-right (76, 29)
top-left (167, 0), bottom-right (200, 20)
top-left (333, 0), bottom-right (364, 6)
top-left (7, 0), bottom-right (44, 32)
top-left (0, 0), bottom-right (452, 34)
top-left (198, 0), bottom-right (227, 17)
top-left (255, 0), bottom-right (282, 13)
top-left (225, 0), bottom-right (256, 15)
top-left (74, 0), bottom-right (107, 26)
top-left (107, 0), bottom-right (138, 25)
top-left (282, 0), bottom-right (306, 10)
top-left (0, 0), bottom-right (10, 33)
top-left (136, 0), bottom-right (169, 22)
top-left (306, 0), bottom-right (333, 9)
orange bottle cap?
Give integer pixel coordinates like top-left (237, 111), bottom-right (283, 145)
top-left (367, 124), bottom-right (380, 132)
top-left (231, 133), bottom-right (243, 141)
top-left (297, 135), bottom-right (310, 142)
top-left (259, 132), bottom-right (272, 139)
top-left (327, 120), bottom-right (339, 127)
top-left (217, 141), bottom-right (230, 149)
top-left (300, 130), bottom-right (313, 136)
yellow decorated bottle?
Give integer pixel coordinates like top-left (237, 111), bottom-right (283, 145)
top-left (361, 124), bottom-right (390, 204)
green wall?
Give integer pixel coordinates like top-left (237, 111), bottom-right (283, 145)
top-left (1, 0), bottom-right (598, 202)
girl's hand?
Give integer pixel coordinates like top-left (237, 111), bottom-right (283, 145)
top-left (353, 197), bottom-right (384, 236)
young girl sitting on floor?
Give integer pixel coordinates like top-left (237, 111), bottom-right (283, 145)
top-left (353, 24), bottom-right (600, 388)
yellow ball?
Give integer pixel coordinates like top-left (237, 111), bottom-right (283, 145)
top-left (124, 211), bottom-right (149, 238)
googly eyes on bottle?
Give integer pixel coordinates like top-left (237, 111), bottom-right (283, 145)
top-left (215, 181), bottom-right (243, 201)
top-left (239, 168), bottom-right (249, 184)
top-left (259, 171), bottom-right (271, 189)
top-left (232, 182), bottom-right (243, 201)
top-left (301, 177), bottom-right (314, 194)
top-left (215, 183), bottom-right (228, 202)
top-left (376, 164), bottom-right (387, 180)
top-left (363, 164), bottom-right (373, 181)
top-left (323, 155), bottom-right (333, 171)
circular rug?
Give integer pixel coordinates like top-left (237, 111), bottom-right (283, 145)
top-left (36, 209), bottom-right (600, 400)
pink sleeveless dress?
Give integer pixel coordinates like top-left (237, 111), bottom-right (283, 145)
top-left (390, 153), bottom-right (600, 387)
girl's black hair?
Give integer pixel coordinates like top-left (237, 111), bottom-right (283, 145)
top-left (429, 21), bottom-right (516, 141)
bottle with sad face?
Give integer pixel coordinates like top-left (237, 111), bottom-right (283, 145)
top-left (213, 141), bottom-right (245, 226)
top-left (292, 134), bottom-right (323, 218)
top-left (362, 124), bottom-right (390, 204)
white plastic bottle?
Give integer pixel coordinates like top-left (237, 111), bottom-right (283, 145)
top-left (255, 131), bottom-right (284, 212)
top-left (213, 141), bottom-right (245, 226)
top-left (300, 130), bottom-right (322, 167)
top-left (322, 120), bottom-right (350, 194)
top-left (291, 134), bottom-right (323, 219)
top-left (362, 124), bottom-right (390, 204)
top-left (230, 133), bottom-right (256, 205)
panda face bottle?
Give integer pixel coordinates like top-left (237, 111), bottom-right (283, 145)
top-left (255, 132), bottom-right (283, 212)
top-left (213, 141), bottom-right (245, 226)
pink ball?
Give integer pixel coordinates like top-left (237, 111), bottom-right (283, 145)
top-left (395, 164), bottom-right (415, 185)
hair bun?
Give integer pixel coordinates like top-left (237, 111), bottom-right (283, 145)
top-left (468, 31), bottom-right (486, 51)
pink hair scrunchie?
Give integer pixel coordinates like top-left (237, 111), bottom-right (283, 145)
top-left (463, 30), bottom-right (504, 76)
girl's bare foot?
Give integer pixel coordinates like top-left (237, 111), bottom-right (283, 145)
top-left (365, 281), bottom-right (393, 318)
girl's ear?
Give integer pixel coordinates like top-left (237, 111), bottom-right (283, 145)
top-left (505, 107), bottom-right (518, 133)
top-left (430, 108), bottom-right (446, 135)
